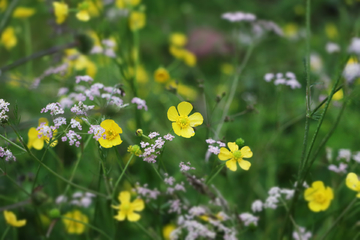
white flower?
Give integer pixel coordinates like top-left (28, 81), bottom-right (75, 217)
top-left (337, 149), bottom-right (351, 162)
top-left (348, 37), bottom-right (360, 54)
top-left (293, 226), bottom-right (312, 240)
top-left (326, 42), bottom-right (340, 54)
top-left (352, 152), bottom-right (360, 163)
top-left (239, 212), bottom-right (259, 226)
top-left (222, 11), bottom-right (256, 22)
top-left (251, 200), bottom-right (263, 212)
top-left (328, 162), bottom-right (347, 174)
top-left (264, 73), bottom-right (274, 82)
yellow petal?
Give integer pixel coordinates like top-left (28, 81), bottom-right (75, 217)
top-left (226, 159), bottom-right (237, 171)
top-left (127, 212), bottom-right (141, 222)
top-left (218, 148), bottom-right (232, 161)
top-left (76, 10), bottom-right (90, 22)
top-left (28, 127), bottom-right (39, 140)
top-left (167, 106), bottom-right (179, 121)
top-left (172, 122), bottom-right (182, 137)
top-left (308, 201), bottom-right (323, 212)
top-left (32, 138), bottom-right (44, 150)
top-left (346, 172), bottom-right (360, 191)
top-left (118, 191), bottom-right (130, 204)
top-left (179, 126), bottom-right (195, 138)
top-left (188, 112), bottom-right (203, 127)
top-left (304, 187), bottom-right (315, 201)
top-left (238, 160), bottom-right (251, 171)
top-left (99, 138), bottom-right (112, 148)
top-left (240, 146), bottom-right (253, 158)
top-left (114, 210), bottom-right (126, 221)
top-left (38, 117), bottom-right (49, 126)
top-left (325, 186), bottom-right (334, 200)
top-left (312, 181), bottom-right (325, 190)
top-left (227, 142), bottom-right (238, 152)
top-left (131, 198), bottom-right (144, 211)
top-left (177, 101), bottom-right (192, 116)
top-left (4, 211), bottom-right (26, 227)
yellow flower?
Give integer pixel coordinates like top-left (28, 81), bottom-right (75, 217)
top-left (220, 63), bottom-right (234, 75)
top-left (283, 23), bottom-right (299, 40)
top-left (169, 45), bottom-right (185, 59)
top-left (325, 23), bottom-right (338, 40)
top-left (13, 7), bottom-right (35, 18)
top-left (129, 11), bottom-right (146, 31)
top-left (304, 181), bottom-right (334, 212)
top-left (53, 2), bottom-right (69, 24)
top-left (167, 101), bottom-right (203, 138)
top-left (76, 10), bottom-right (90, 21)
top-left (332, 89), bottom-right (343, 101)
top-left (182, 50), bottom-right (196, 67)
top-left (112, 191), bottom-right (145, 222)
top-left (3, 211), bottom-right (26, 227)
top-left (87, 0), bottom-right (102, 17)
top-left (218, 143), bottom-right (253, 171)
top-left (154, 67), bottom-right (170, 83)
top-left (99, 119), bottom-right (123, 148)
top-left (169, 33), bottom-right (187, 47)
top-left (0, 0), bottom-right (7, 12)
top-left (346, 172), bottom-right (360, 198)
top-left (62, 210), bottom-right (88, 234)
top-left (1, 27), bottom-right (17, 50)
top-left (116, 0), bottom-right (141, 8)
top-left (167, 81), bottom-right (198, 101)
top-left (163, 223), bottom-right (176, 240)
top-left (27, 118), bottom-right (58, 150)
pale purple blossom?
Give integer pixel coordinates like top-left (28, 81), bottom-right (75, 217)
top-left (57, 87), bottom-right (69, 96)
top-left (188, 206), bottom-right (207, 216)
top-left (62, 130), bottom-right (82, 147)
top-left (103, 86), bottom-right (122, 95)
top-left (70, 118), bottom-right (82, 130)
top-left (71, 101), bottom-right (94, 116)
top-left (216, 141), bottom-right (226, 147)
top-left (148, 132), bottom-right (160, 139)
top-left (168, 199), bottom-right (183, 214)
top-left (179, 162), bottom-right (195, 172)
top-left (353, 152), bottom-right (360, 163)
top-left (264, 73), bottom-right (274, 82)
top-left (55, 195), bottom-right (67, 204)
top-left (265, 72), bottom-right (301, 89)
top-left (70, 192), bottom-right (96, 208)
top-left (206, 138), bottom-right (216, 144)
top-left (239, 212), bottom-right (259, 226)
top-left (0, 99), bottom-right (10, 122)
top-left (326, 42), bottom-right (340, 54)
top-left (348, 37), bottom-right (360, 55)
top-left (140, 141), bottom-right (149, 148)
top-left (328, 162), bottom-right (348, 174)
top-left (75, 75), bottom-right (93, 84)
top-left (222, 12), bottom-right (256, 22)
top-left (131, 97), bottom-right (148, 111)
top-left (293, 226), bottom-right (312, 240)
top-left (274, 78), bottom-right (286, 85)
top-left (0, 147), bottom-right (16, 161)
top-left (37, 123), bottom-right (53, 139)
top-left (41, 102), bottom-right (64, 116)
top-left (251, 200), bottom-right (263, 212)
top-left (337, 149), bottom-right (351, 162)
top-left (53, 117), bottom-right (67, 129)
top-left (88, 125), bottom-right (106, 141)
top-left (286, 79), bottom-right (301, 89)
top-left (280, 189), bottom-right (295, 200)
top-left (208, 145), bottom-right (220, 155)
top-left (164, 133), bottom-right (175, 141)
top-left (164, 176), bottom-right (175, 186)
top-left (135, 183), bottom-right (160, 202)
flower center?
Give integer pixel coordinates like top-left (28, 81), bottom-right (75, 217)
top-left (177, 116), bottom-right (190, 129)
top-left (105, 129), bottom-right (117, 141)
top-left (314, 192), bottom-right (326, 203)
top-left (122, 203), bottom-right (130, 212)
top-left (233, 150), bottom-right (242, 160)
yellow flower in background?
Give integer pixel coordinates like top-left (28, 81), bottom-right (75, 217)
top-left (169, 45), bottom-right (185, 59)
top-left (116, 0), bottom-right (141, 8)
top-left (27, 118), bottom-right (58, 150)
top-left (220, 63), bottom-right (234, 75)
top-left (346, 172), bottom-right (360, 197)
top-left (325, 23), bottom-right (338, 40)
top-left (112, 191), bottom-right (145, 222)
top-left (169, 33), bottom-right (187, 47)
top-left (163, 223), bottom-right (176, 240)
top-left (154, 67), bottom-right (170, 83)
top-left (65, 49), bottom-right (97, 77)
top-left (53, 2), bottom-right (68, 24)
top-left (87, 0), bottom-right (103, 17)
top-left (283, 23), bottom-right (299, 40)
top-left (3, 211), bottom-right (26, 227)
top-left (62, 210), bottom-right (88, 234)
top-left (1, 27), bottom-right (17, 50)
top-left (0, 0), bottom-right (7, 12)
top-left (182, 50), bottom-right (196, 67)
top-left (332, 89), bottom-right (343, 101)
top-left (167, 101), bottom-right (203, 138)
top-left (99, 119), bottom-right (123, 148)
top-left (304, 181), bottom-right (334, 212)
top-left (129, 11), bottom-right (146, 31)
top-left (167, 81), bottom-right (198, 101)
top-left (218, 143), bottom-right (253, 171)
top-left (13, 7), bottom-right (35, 18)
top-left (76, 2), bottom-right (90, 22)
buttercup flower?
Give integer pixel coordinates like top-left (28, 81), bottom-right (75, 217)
top-left (53, 2), bottom-right (69, 24)
top-left (346, 172), bottom-right (360, 197)
top-left (1, 27), bottom-right (17, 50)
top-left (27, 118), bottom-right (57, 150)
top-left (163, 223), bottom-right (176, 240)
top-left (169, 33), bottom-right (187, 47)
top-left (218, 142), bottom-right (253, 171)
top-left (112, 191), bottom-right (145, 222)
top-left (116, 0), bottom-right (141, 8)
top-left (62, 210), bottom-right (88, 234)
top-left (129, 11), bottom-right (146, 31)
top-left (167, 101), bottom-right (203, 138)
top-left (3, 210), bottom-right (26, 227)
top-left (12, 7), bottom-right (35, 18)
top-left (154, 67), bottom-right (170, 83)
top-left (304, 181), bottom-right (334, 212)
top-left (98, 119), bottom-right (123, 148)
top-left (76, 2), bottom-right (90, 22)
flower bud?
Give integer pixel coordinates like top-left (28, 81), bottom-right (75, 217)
top-left (49, 208), bottom-right (61, 219)
top-left (135, 129), bottom-right (143, 136)
top-left (235, 138), bottom-right (245, 148)
top-left (127, 144), bottom-right (142, 156)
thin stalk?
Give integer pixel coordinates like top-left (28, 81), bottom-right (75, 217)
top-left (4, 174), bottom-right (31, 197)
top-left (61, 216), bottom-right (112, 240)
top-left (112, 154), bottom-right (134, 202)
top-left (206, 163), bottom-right (225, 185)
top-left (134, 221), bottom-right (160, 240)
top-left (0, 134), bottom-right (26, 152)
top-left (319, 198), bottom-right (357, 240)
top-left (151, 163), bottom-right (163, 181)
top-left (0, 0), bottom-right (20, 35)
top-left (0, 226), bottom-right (10, 240)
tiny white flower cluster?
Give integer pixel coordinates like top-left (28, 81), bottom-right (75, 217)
top-left (62, 130), bottom-right (82, 147)
top-left (131, 97), bottom-right (148, 111)
top-left (343, 61), bottom-right (360, 83)
top-left (348, 37), bottom-right (360, 55)
top-left (71, 101), bottom-right (95, 116)
top-left (75, 75), bottom-right (93, 84)
top-left (264, 72), bottom-right (301, 89)
top-left (239, 212), bottom-right (259, 227)
top-left (0, 99), bottom-right (10, 122)
top-left (91, 38), bottom-right (117, 58)
top-left (37, 122), bottom-right (53, 139)
top-left (292, 226), bottom-right (312, 240)
top-left (88, 125), bottom-right (106, 141)
top-left (179, 162), bottom-right (195, 172)
top-left (326, 42), bottom-right (340, 54)
top-left (134, 183), bottom-right (161, 202)
top-left (222, 11), bottom-right (256, 22)
top-left (206, 138), bottom-right (226, 155)
top-left (0, 147), bottom-right (16, 161)
top-left (326, 147), bottom-right (360, 174)
top-left (41, 102), bottom-right (64, 116)
top-left (139, 132), bottom-right (174, 163)
top-left (164, 174), bottom-right (186, 195)
top-left (32, 62), bottom-right (69, 89)
top-left (55, 191), bottom-right (95, 208)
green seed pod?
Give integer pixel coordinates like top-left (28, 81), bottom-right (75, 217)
top-left (235, 138), bottom-right (245, 148)
top-left (49, 208), bottom-right (61, 219)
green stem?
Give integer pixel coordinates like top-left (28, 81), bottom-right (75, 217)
top-left (61, 216), bottom-right (112, 240)
top-left (24, 19), bottom-right (32, 75)
top-left (134, 221), bottom-right (160, 240)
top-left (206, 163), bottom-right (225, 185)
top-left (0, 226), bottom-right (10, 240)
top-left (0, 134), bottom-right (26, 152)
top-left (151, 163), bottom-right (163, 181)
top-left (319, 198), bottom-right (357, 240)
top-left (4, 174), bottom-right (31, 197)
top-left (0, 0), bottom-right (20, 35)
top-left (112, 154), bottom-right (134, 202)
